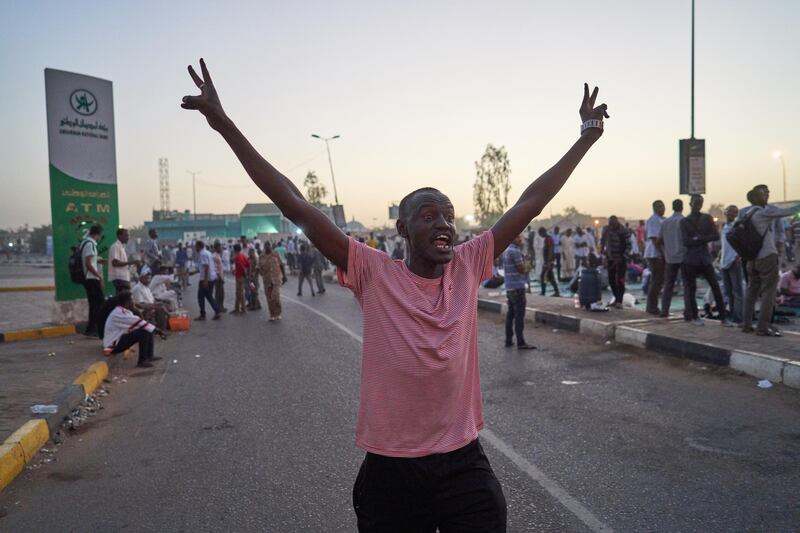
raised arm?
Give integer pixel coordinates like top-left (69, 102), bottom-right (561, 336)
top-left (181, 59), bottom-right (349, 270)
top-left (491, 84), bottom-right (608, 257)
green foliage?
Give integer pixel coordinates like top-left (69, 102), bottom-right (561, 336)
top-left (304, 170), bottom-right (328, 206)
top-left (473, 144), bottom-right (511, 226)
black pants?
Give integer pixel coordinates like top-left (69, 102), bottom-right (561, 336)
top-left (554, 252), bottom-right (562, 280)
top-left (112, 328), bottom-right (154, 365)
top-left (608, 258), bottom-right (626, 304)
top-left (82, 279), bottom-right (104, 335)
top-left (505, 288), bottom-right (527, 345)
top-left (353, 439), bottom-right (507, 533)
top-left (539, 265), bottom-right (559, 296)
top-left (297, 271), bottom-right (315, 296)
top-left (683, 263), bottom-right (726, 321)
top-left (197, 280), bottom-right (220, 317)
top-left (660, 263), bottom-right (683, 317)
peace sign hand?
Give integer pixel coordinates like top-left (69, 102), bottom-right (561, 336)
top-left (580, 83), bottom-right (609, 124)
top-left (181, 58), bottom-right (227, 130)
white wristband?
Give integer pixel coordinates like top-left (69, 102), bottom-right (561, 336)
top-left (581, 119), bottom-right (603, 134)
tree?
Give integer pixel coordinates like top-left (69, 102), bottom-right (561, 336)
top-left (304, 170), bottom-right (328, 206)
top-left (708, 203), bottom-right (725, 222)
top-left (473, 144), bottom-right (511, 226)
top-left (562, 206), bottom-right (589, 218)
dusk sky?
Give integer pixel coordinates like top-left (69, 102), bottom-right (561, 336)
top-left (2, 0), bottom-right (797, 230)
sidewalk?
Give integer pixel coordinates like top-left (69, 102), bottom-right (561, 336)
top-left (0, 336), bottom-right (103, 442)
top-left (478, 288), bottom-right (800, 389)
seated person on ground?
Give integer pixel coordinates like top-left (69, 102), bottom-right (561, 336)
top-left (103, 290), bottom-right (167, 368)
top-left (150, 267), bottom-right (180, 311)
top-left (778, 264), bottom-right (800, 306)
top-left (132, 267), bottom-right (170, 330)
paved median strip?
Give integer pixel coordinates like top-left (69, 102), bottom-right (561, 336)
top-left (477, 298), bottom-right (799, 391)
top-left (0, 359), bottom-right (109, 492)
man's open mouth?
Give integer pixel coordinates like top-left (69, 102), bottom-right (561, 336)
top-left (432, 233), bottom-right (452, 250)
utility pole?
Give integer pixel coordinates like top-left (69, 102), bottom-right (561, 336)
top-left (186, 170), bottom-right (201, 220)
top-left (773, 152), bottom-right (787, 202)
top-left (311, 134), bottom-right (341, 205)
top-left (691, 0), bottom-right (695, 139)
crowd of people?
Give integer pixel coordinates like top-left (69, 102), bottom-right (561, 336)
top-left (494, 184), bottom-right (800, 338)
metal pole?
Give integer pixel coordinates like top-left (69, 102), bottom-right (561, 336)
top-left (691, 0), bottom-right (695, 139)
top-left (325, 140), bottom-right (340, 205)
top-left (780, 155), bottom-right (787, 202)
top-left (186, 170), bottom-right (200, 220)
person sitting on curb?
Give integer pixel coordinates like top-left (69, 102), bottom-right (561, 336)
top-left (131, 267), bottom-right (170, 331)
top-left (102, 290), bottom-right (166, 368)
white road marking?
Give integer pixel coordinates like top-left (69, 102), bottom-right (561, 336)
top-left (481, 428), bottom-right (614, 533)
top-left (284, 295), bottom-right (614, 533)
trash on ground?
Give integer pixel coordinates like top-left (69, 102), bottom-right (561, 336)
top-left (552, 329), bottom-right (559, 333)
top-left (30, 404), bottom-right (59, 414)
top-left (605, 341), bottom-right (612, 345)
top-left (561, 380), bottom-right (583, 385)
top-left (173, 359), bottom-right (178, 363)
top-left (590, 302), bottom-right (609, 312)
top-left (47, 352), bottom-right (56, 357)
top-left (523, 381), bottom-right (535, 386)
top-left (757, 379), bottom-right (773, 389)
top-left (195, 354), bottom-right (201, 358)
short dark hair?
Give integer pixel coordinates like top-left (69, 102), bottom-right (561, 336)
top-left (196, 240), bottom-right (205, 249)
top-left (233, 243), bottom-right (241, 252)
top-left (89, 224), bottom-right (103, 236)
top-left (116, 228), bottom-right (126, 238)
top-left (746, 189), bottom-right (757, 204)
top-left (672, 199), bottom-right (683, 212)
top-left (652, 200), bottom-right (664, 209)
top-left (398, 187), bottom-right (445, 222)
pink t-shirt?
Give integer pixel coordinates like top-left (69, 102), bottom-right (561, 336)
top-left (338, 231), bottom-right (494, 458)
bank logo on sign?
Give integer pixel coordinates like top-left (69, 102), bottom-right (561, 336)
top-left (70, 89), bottom-right (97, 116)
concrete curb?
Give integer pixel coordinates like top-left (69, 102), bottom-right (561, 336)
top-left (0, 359), bottom-right (109, 492)
top-left (0, 324), bottom-right (77, 343)
top-left (0, 285), bottom-right (55, 293)
top-left (477, 297), bottom-right (799, 390)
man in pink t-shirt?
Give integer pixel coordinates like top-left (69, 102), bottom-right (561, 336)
top-left (182, 58), bottom-right (610, 532)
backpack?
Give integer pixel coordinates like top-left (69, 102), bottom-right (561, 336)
top-left (68, 240), bottom-right (91, 284)
top-left (725, 208), bottom-right (766, 261)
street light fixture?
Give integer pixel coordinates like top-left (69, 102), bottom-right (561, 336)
top-left (773, 152), bottom-right (787, 202)
top-left (186, 170), bottom-right (201, 220)
top-left (311, 134), bottom-right (341, 205)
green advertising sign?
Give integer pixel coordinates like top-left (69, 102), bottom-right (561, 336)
top-left (45, 69), bottom-right (119, 301)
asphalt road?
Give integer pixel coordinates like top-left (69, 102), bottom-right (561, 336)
top-left (1, 278), bottom-right (799, 532)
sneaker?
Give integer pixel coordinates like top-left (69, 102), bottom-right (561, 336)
top-left (212, 313), bottom-right (222, 320)
top-left (692, 318), bottom-right (705, 326)
top-left (504, 341), bottom-right (513, 348)
top-left (517, 343), bottom-right (538, 350)
top-left (149, 356), bottom-right (164, 362)
top-left (721, 319), bottom-right (735, 328)
top-left (136, 361), bottom-right (154, 368)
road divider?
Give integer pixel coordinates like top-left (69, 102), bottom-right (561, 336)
top-left (477, 298), bottom-right (799, 390)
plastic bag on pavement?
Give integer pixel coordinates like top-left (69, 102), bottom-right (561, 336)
top-left (757, 379), bottom-right (773, 389)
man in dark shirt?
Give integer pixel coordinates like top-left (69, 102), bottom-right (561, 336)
top-left (538, 227), bottom-right (560, 296)
top-left (600, 216), bottom-right (630, 308)
top-left (680, 194), bottom-right (731, 326)
top-left (297, 243), bottom-right (316, 297)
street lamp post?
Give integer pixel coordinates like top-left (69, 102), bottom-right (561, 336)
top-left (186, 170), bottom-right (201, 220)
top-left (773, 152), bottom-right (787, 202)
top-left (311, 134), bottom-right (341, 205)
